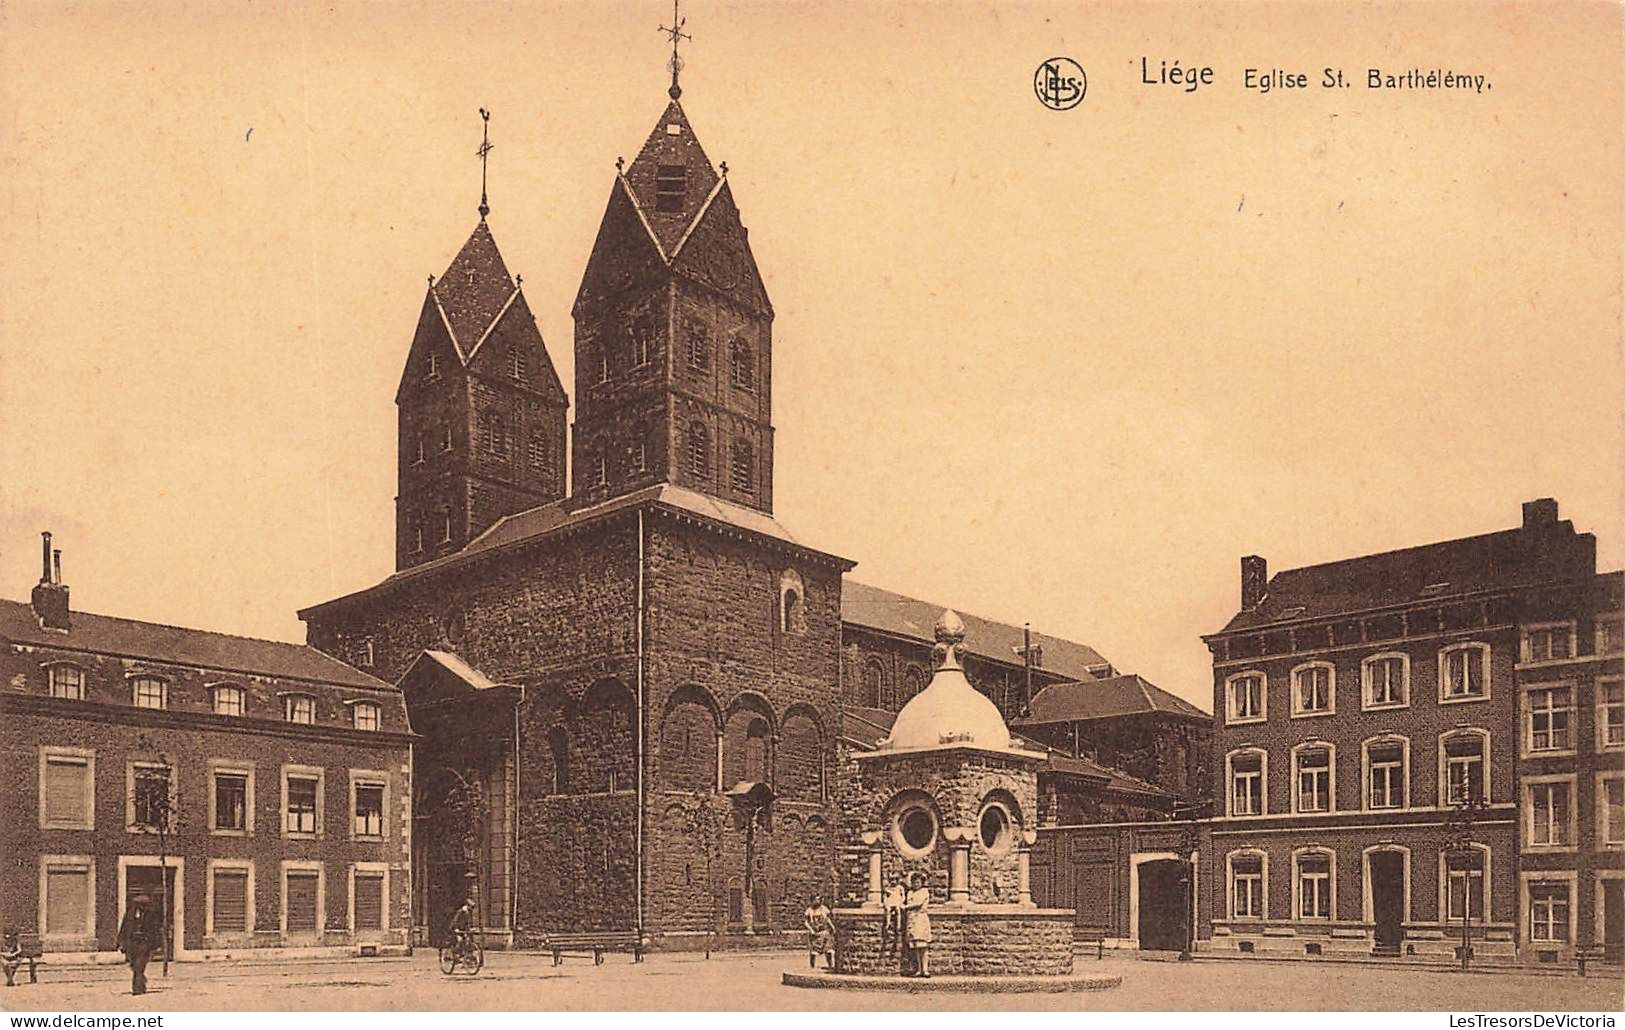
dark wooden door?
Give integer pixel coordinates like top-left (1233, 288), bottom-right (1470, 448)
top-left (1371, 851), bottom-right (1405, 948)
top-left (1604, 880), bottom-right (1624, 961)
top-left (1137, 859), bottom-right (1187, 951)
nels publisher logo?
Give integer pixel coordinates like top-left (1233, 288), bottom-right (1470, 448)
top-left (1034, 57), bottom-right (1087, 110)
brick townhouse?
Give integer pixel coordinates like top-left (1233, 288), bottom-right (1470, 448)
top-left (1198, 498), bottom-right (1622, 964)
top-left (0, 536), bottom-right (413, 958)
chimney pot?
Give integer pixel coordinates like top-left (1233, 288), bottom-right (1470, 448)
top-left (52, 549), bottom-right (62, 585)
top-left (1523, 498), bottom-right (1559, 530)
top-left (30, 532), bottom-right (70, 631)
top-left (1241, 555), bottom-right (1268, 612)
top-left (40, 532), bottom-right (52, 584)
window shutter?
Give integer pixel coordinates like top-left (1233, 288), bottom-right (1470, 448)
top-left (44, 759), bottom-right (87, 825)
top-left (213, 871), bottom-right (248, 933)
top-left (354, 874), bottom-right (384, 930)
top-left (286, 872), bottom-right (319, 931)
top-left (45, 868), bottom-right (89, 935)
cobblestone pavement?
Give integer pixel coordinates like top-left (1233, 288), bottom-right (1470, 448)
top-left (1, 951), bottom-right (1619, 1012)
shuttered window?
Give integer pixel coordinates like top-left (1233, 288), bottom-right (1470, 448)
top-left (354, 873), bottom-right (384, 931)
top-left (212, 870), bottom-right (248, 933)
top-left (44, 755), bottom-right (91, 827)
top-left (45, 866), bottom-right (90, 935)
top-left (285, 872), bottom-right (319, 932)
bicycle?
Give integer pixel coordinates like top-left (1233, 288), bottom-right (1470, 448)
top-left (438, 931), bottom-right (485, 975)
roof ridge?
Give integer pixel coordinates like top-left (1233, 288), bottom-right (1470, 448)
top-left (843, 580), bottom-right (1086, 654)
top-left (668, 175), bottom-right (728, 260)
top-left (429, 289), bottom-right (466, 362)
top-left (0, 598), bottom-right (308, 651)
top-left (1273, 525), bottom-right (1531, 581)
top-left (616, 174), bottom-right (670, 264)
top-left (1134, 675), bottom-right (1158, 712)
top-left (464, 285), bottom-right (523, 362)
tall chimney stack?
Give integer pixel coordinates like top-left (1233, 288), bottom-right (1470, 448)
top-left (1522, 498), bottom-right (1559, 531)
top-left (31, 531), bottom-right (71, 631)
top-left (1241, 555), bottom-right (1268, 612)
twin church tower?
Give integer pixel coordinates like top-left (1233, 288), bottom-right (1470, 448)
top-left (395, 94), bottom-right (775, 571)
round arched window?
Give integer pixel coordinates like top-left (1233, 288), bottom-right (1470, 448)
top-left (979, 802), bottom-right (1012, 854)
top-left (892, 804), bottom-right (938, 858)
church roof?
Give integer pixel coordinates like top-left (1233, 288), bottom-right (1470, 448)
top-left (840, 580), bottom-right (1111, 681)
top-left (432, 220), bottom-right (517, 356)
top-left (299, 483), bottom-right (853, 617)
top-left (0, 598), bottom-right (392, 691)
top-left (623, 101), bottom-right (720, 254)
top-left (1014, 675), bottom-right (1209, 726)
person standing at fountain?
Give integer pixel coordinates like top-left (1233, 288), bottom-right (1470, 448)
top-left (882, 878), bottom-right (905, 958)
top-left (803, 895), bottom-right (835, 969)
top-left (904, 872), bottom-right (932, 978)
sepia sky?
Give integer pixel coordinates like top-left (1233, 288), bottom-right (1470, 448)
top-left (2, 1), bottom-right (1620, 709)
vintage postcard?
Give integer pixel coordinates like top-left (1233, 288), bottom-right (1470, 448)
top-left (1, 0), bottom-right (1621, 1018)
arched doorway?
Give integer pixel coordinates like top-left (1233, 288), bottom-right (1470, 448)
top-left (1134, 857), bottom-right (1189, 952)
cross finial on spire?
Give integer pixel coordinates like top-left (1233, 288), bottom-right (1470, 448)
top-left (476, 107), bottom-right (493, 219)
top-left (658, 0), bottom-right (691, 100)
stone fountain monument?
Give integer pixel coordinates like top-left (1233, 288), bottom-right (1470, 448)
top-left (784, 610), bottom-right (1115, 990)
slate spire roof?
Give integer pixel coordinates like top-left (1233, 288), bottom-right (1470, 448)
top-left (431, 219), bottom-right (518, 355)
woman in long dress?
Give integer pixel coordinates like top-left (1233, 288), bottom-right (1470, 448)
top-left (904, 873), bottom-right (931, 978)
top-left (804, 895), bottom-right (835, 969)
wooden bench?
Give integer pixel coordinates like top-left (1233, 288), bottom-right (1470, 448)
top-left (545, 931), bottom-right (645, 966)
top-left (1576, 944), bottom-right (1608, 977)
top-left (3, 933), bottom-right (42, 986)
top-left (1076, 930), bottom-right (1106, 960)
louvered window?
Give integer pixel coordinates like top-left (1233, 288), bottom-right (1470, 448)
top-left (43, 755), bottom-right (91, 828)
top-left (655, 164), bottom-right (686, 212)
top-left (687, 324), bottom-right (710, 372)
top-left (285, 872), bottom-right (319, 932)
top-left (731, 440), bottom-right (754, 493)
top-left (212, 870), bottom-right (248, 933)
top-left (354, 873), bottom-right (384, 931)
top-left (687, 423), bottom-right (709, 478)
top-left (729, 340), bottom-right (756, 392)
top-left (509, 347), bottom-right (527, 382)
top-left (44, 865), bottom-right (90, 935)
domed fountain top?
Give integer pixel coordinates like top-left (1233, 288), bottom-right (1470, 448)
top-left (880, 609), bottom-right (1015, 753)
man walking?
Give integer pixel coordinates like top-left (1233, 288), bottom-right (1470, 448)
top-left (115, 894), bottom-right (159, 996)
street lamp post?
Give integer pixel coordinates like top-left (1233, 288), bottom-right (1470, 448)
top-left (1175, 806), bottom-right (1200, 962)
top-left (1444, 786), bottom-right (1488, 973)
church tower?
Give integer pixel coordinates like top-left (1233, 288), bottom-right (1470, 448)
top-left (394, 114), bottom-right (568, 571)
top-left (570, 82), bottom-right (774, 513)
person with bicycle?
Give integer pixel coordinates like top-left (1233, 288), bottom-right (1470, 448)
top-left (447, 898), bottom-right (475, 952)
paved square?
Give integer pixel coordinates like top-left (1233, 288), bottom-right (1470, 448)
top-left (2, 952), bottom-right (1619, 1012)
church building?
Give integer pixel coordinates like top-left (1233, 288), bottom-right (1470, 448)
top-left (300, 68), bottom-right (1205, 950)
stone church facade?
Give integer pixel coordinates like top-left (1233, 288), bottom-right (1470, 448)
top-left (299, 87), bottom-right (1207, 950)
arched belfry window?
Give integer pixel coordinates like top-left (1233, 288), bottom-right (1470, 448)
top-left (779, 569), bottom-right (806, 634)
top-left (729, 340), bottom-right (756, 392)
top-left (731, 439), bottom-right (754, 493)
top-left (687, 422), bottom-right (710, 478)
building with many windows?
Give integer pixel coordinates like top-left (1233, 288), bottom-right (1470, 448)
top-left (1198, 499), bottom-right (1621, 963)
top-left (0, 536), bottom-right (413, 958)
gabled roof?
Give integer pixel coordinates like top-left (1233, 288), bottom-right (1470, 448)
top-left (840, 581), bottom-right (1111, 681)
top-left (0, 598), bottom-right (391, 691)
top-left (1015, 675), bottom-right (1209, 726)
top-left (300, 483), bottom-right (852, 617)
top-left (1216, 517), bottom-right (1598, 634)
top-left (623, 100), bottom-right (720, 254)
top-left (432, 220), bottom-right (517, 352)
top-left (410, 650), bottom-right (506, 691)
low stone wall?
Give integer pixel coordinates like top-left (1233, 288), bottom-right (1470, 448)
top-left (833, 905), bottom-right (1075, 977)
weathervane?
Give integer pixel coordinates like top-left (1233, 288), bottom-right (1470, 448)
top-left (477, 107), bottom-right (493, 219)
top-left (658, 0), bottom-right (691, 100)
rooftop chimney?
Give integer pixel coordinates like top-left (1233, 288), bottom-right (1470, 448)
top-left (30, 531), bottom-right (70, 631)
top-left (1522, 498), bottom-right (1559, 531)
top-left (1241, 555), bottom-right (1268, 612)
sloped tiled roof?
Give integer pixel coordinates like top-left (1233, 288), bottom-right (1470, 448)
top-left (300, 483), bottom-right (850, 616)
top-left (1015, 675), bottom-right (1209, 726)
top-left (433, 220), bottom-right (516, 353)
top-left (414, 650), bottom-right (505, 691)
top-left (0, 599), bottom-right (390, 690)
top-left (840, 581), bottom-right (1110, 680)
top-left (1218, 518), bottom-right (1597, 634)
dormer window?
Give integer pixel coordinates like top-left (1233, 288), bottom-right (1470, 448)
top-left (211, 684), bottom-right (246, 717)
top-left (131, 676), bottom-right (167, 710)
top-left (655, 164), bottom-right (686, 212)
top-left (352, 702), bottom-right (380, 732)
top-left (283, 694), bottom-right (316, 725)
top-left (47, 664), bottom-right (85, 700)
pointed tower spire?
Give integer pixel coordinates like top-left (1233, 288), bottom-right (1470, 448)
top-left (658, 0), bottom-right (691, 100)
top-left (476, 107), bottom-right (493, 220)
